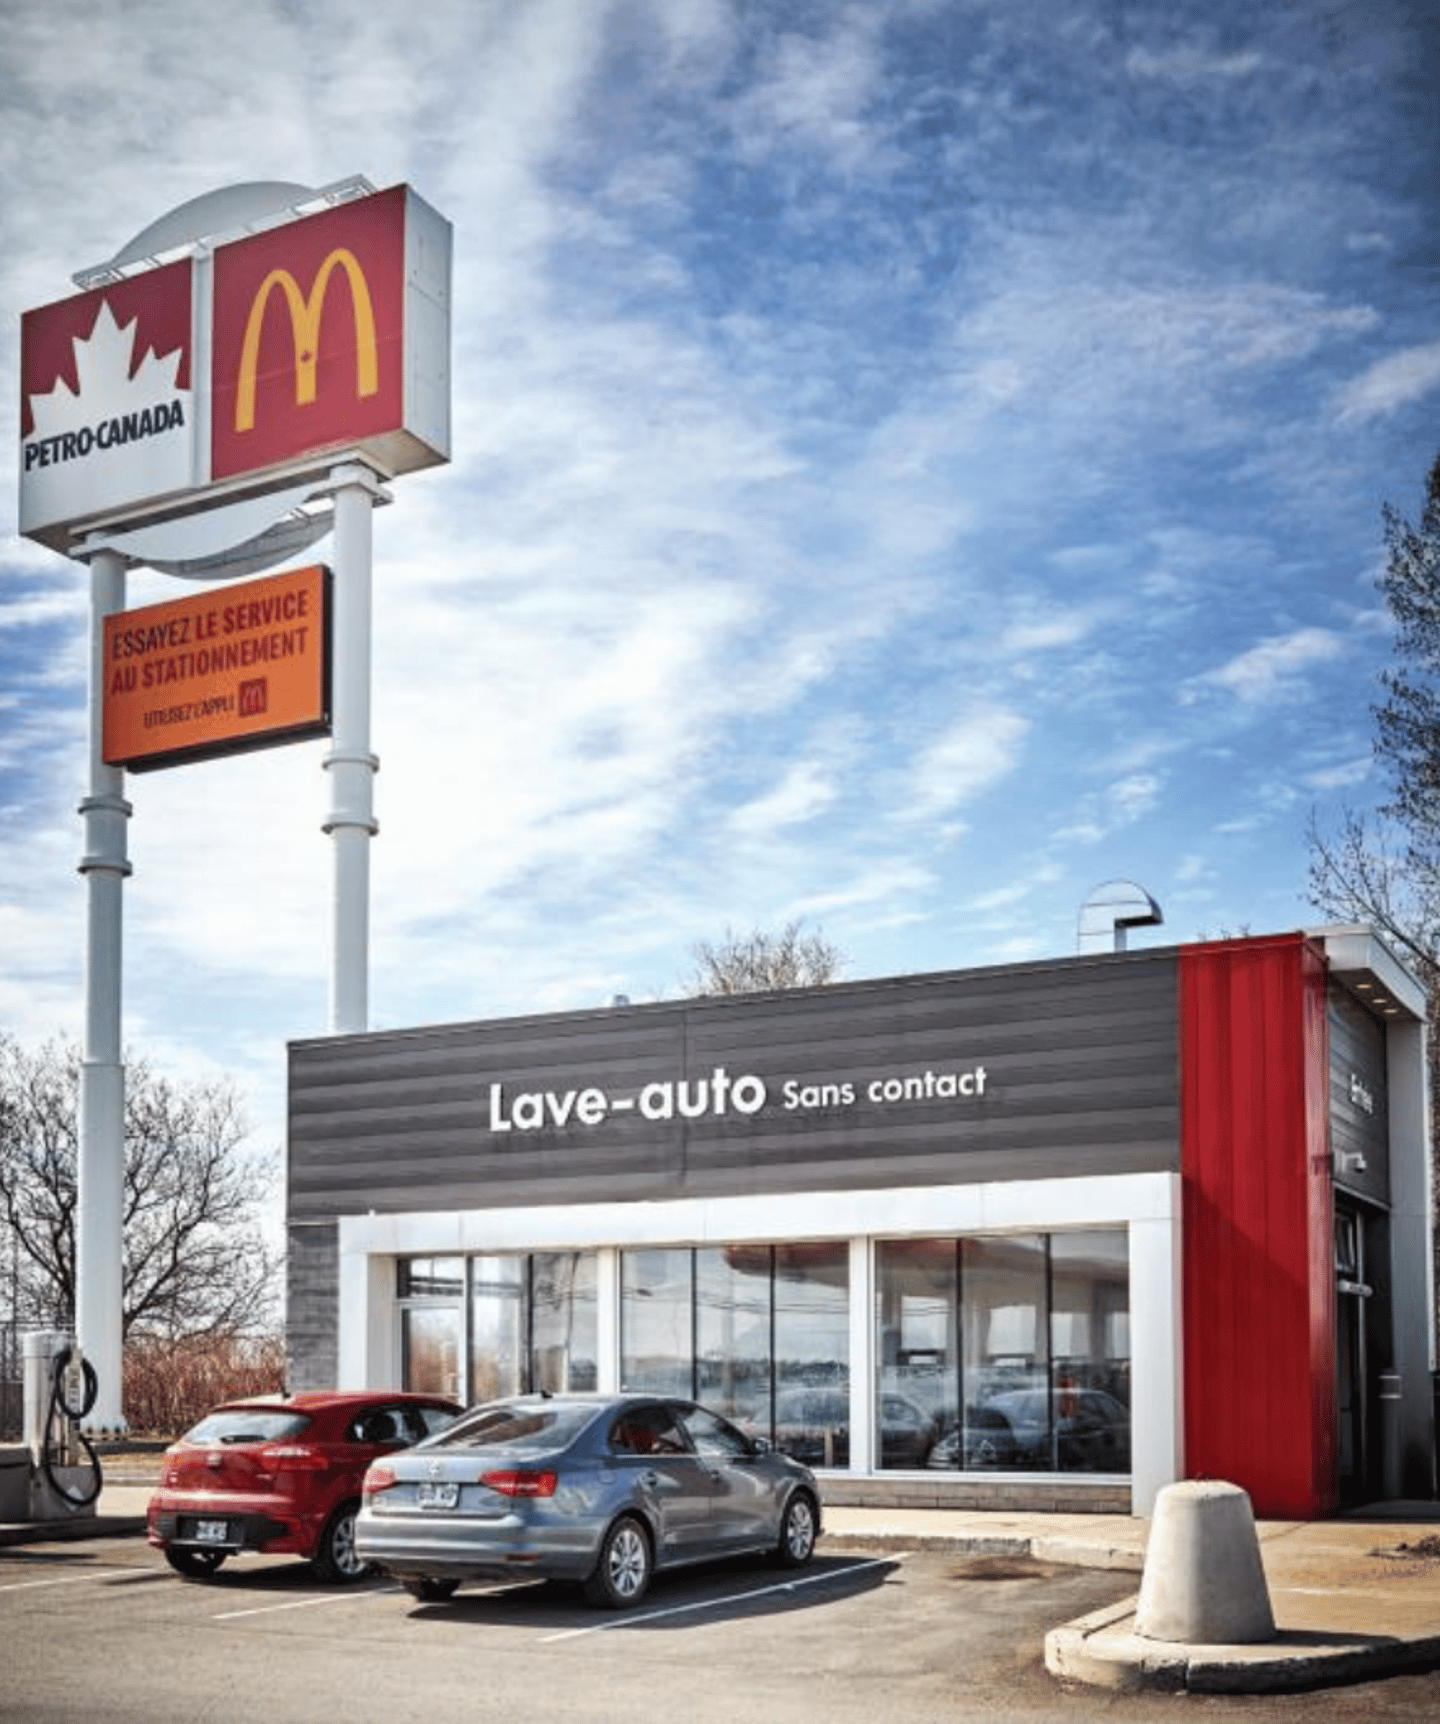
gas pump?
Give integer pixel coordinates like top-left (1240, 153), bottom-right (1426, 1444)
top-left (22, 1330), bottom-right (103, 1519)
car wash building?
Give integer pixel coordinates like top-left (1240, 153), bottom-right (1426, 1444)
top-left (285, 925), bottom-right (1436, 1519)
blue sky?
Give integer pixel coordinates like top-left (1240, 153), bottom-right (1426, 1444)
top-left (2, 0), bottom-right (1438, 1160)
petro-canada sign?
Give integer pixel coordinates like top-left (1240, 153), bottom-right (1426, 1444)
top-left (18, 184), bottom-right (450, 551)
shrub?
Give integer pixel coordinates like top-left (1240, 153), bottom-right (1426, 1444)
top-left (123, 1332), bottom-right (286, 1437)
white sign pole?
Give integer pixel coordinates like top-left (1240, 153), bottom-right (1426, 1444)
top-left (323, 463), bottom-right (385, 1035)
top-left (76, 544), bottom-right (130, 1431)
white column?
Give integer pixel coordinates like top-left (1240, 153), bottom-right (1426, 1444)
top-left (76, 545), bottom-right (131, 1432)
top-left (848, 1237), bottom-right (874, 1473)
top-left (322, 463), bottom-right (383, 1035)
top-left (596, 1247), bottom-right (621, 1393)
top-left (1128, 1183), bottom-right (1185, 1515)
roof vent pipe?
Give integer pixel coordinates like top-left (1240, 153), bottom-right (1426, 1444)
top-left (1078, 880), bottom-right (1164, 954)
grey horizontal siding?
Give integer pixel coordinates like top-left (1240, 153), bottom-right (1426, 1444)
top-left (1328, 982), bottom-right (1391, 1205)
top-left (288, 949), bottom-right (1180, 1223)
top-left (285, 1221), bottom-right (339, 1390)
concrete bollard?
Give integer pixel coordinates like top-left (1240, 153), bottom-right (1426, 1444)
top-left (1134, 1480), bottom-right (1276, 1645)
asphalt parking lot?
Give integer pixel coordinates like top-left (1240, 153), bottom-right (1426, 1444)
top-left (9, 1531), bottom-right (1440, 1724)
top-left (1, 1534), bottom-right (1136, 1724)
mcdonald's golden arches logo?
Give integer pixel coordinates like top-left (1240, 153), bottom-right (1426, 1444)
top-left (210, 187), bottom-right (409, 483)
top-left (233, 249), bottom-right (379, 433)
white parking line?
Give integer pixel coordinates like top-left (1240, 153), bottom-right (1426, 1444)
top-left (212, 1584), bottom-right (400, 1620)
top-left (538, 1556), bottom-right (899, 1643)
top-left (0, 1569), bottom-right (137, 1594)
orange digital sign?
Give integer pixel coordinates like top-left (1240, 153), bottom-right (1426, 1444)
top-left (103, 564), bottom-right (331, 771)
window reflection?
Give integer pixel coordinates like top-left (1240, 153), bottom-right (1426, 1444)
top-left (875, 1239), bottom-right (951, 1468)
top-left (617, 1243), bottom-right (851, 1466)
top-left (396, 1229), bottom-right (1129, 1477)
top-left (880, 1231), bottom-right (1131, 1474)
top-left (401, 1306), bottom-right (460, 1401)
top-left (397, 1251), bottom-right (598, 1402)
top-left (1048, 1230), bottom-right (1131, 1472)
top-left (469, 1255), bottom-right (525, 1403)
top-left (532, 1251), bottom-right (598, 1392)
top-left (621, 1247), bottom-right (694, 1396)
top-left (397, 1256), bottom-right (463, 1299)
top-left (696, 1247), bottom-right (771, 1423)
top-left (773, 1243), bottom-right (850, 1467)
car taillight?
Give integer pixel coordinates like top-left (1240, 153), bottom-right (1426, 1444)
top-left (263, 1444), bottom-right (328, 1471)
top-left (481, 1469), bottom-right (558, 1498)
top-left (363, 1464), bottom-right (397, 1494)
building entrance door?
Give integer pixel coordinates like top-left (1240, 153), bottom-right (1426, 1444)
top-left (1335, 1203), bottom-right (1376, 1508)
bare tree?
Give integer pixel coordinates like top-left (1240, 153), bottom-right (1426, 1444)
top-left (1308, 808), bottom-right (1440, 971)
top-left (1372, 452), bottom-right (1440, 856)
top-left (0, 1035), bottom-right (279, 1339)
top-left (1308, 452), bottom-right (1440, 1338)
top-left (684, 920), bottom-right (846, 996)
top-left (1306, 454), bottom-right (1440, 979)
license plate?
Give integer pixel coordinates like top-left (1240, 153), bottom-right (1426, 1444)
top-left (417, 1481), bottom-right (459, 1510)
top-left (193, 1519), bottom-right (230, 1544)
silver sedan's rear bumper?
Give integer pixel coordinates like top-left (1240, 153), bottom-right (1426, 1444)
top-left (356, 1505), bottom-right (603, 1582)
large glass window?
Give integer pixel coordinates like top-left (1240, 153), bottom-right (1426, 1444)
top-left (532, 1251), bottom-right (598, 1392)
top-left (398, 1251), bottom-right (598, 1403)
top-left (696, 1247), bottom-right (771, 1423)
top-left (962, 1233), bottom-right (1050, 1472)
top-left (398, 1257), bottom-right (464, 1401)
top-left (1049, 1230), bottom-right (1130, 1472)
top-left (773, 1243), bottom-right (850, 1467)
top-left (876, 1239), bottom-right (953, 1468)
top-left (398, 1257), bottom-right (464, 1299)
top-left (469, 1255), bottom-right (525, 1403)
top-left (879, 1230), bottom-right (1130, 1474)
top-left (620, 1243), bottom-right (851, 1467)
top-left (401, 1307), bottom-right (462, 1401)
top-left (621, 1247), bottom-right (694, 1396)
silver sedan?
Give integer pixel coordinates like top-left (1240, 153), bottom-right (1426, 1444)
top-left (355, 1393), bottom-right (821, 1608)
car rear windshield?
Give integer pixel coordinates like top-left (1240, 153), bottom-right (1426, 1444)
top-left (181, 1409), bottom-right (311, 1445)
top-left (426, 1402), bottom-right (597, 1452)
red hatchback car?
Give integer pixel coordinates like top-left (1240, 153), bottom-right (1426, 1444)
top-left (147, 1391), bottom-right (461, 1581)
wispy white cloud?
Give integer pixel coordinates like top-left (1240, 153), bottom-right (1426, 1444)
top-left (1192, 626), bottom-right (1347, 704)
top-left (1304, 756), bottom-right (1373, 792)
top-left (1054, 771), bottom-right (1164, 846)
top-left (999, 612), bottom-right (1096, 655)
top-left (731, 763), bottom-right (838, 836)
top-left (902, 709), bottom-right (1029, 821)
top-left (1334, 341), bottom-right (1440, 425)
top-left (1126, 46), bottom-right (1263, 82)
top-left (723, 11), bottom-right (892, 175)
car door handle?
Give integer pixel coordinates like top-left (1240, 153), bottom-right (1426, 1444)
top-left (641, 1470), bottom-right (661, 1488)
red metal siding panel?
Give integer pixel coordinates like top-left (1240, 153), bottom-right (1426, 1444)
top-left (1180, 935), bottom-right (1335, 1518)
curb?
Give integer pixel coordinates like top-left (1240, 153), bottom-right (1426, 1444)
top-left (1044, 1603), bottom-right (1440, 1694)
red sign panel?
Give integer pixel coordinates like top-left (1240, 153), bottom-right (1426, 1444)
top-left (210, 187), bottom-right (407, 482)
top-left (20, 259), bottom-right (193, 438)
top-left (103, 565), bottom-right (331, 771)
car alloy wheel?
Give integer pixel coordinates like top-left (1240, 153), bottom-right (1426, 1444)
top-left (585, 1515), bottom-right (652, 1608)
top-left (312, 1501), bottom-right (369, 1582)
top-left (774, 1492), bottom-right (817, 1567)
